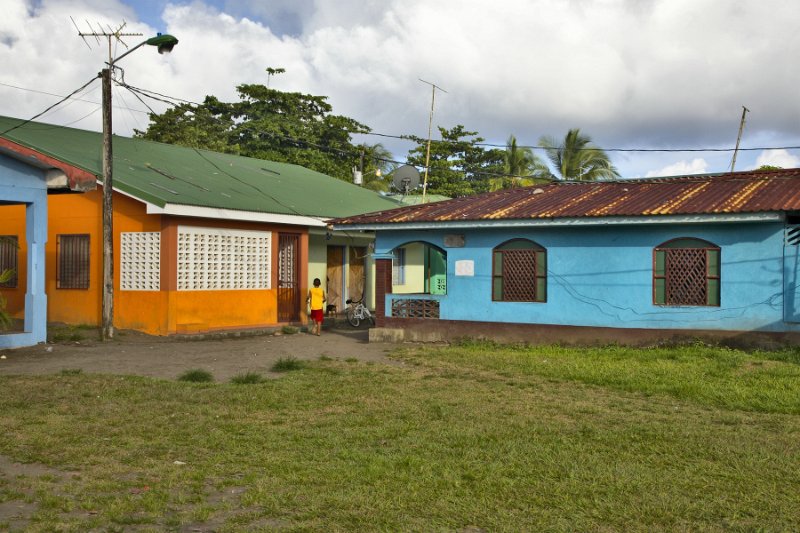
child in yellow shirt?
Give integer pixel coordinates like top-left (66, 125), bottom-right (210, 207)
top-left (306, 278), bottom-right (326, 336)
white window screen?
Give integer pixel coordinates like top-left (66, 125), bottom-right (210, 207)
top-left (392, 247), bottom-right (406, 285)
top-left (177, 226), bottom-right (271, 291)
top-left (121, 232), bottom-right (161, 291)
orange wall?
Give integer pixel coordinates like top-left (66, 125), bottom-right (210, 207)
top-left (0, 204), bottom-right (27, 318)
top-left (1, 189), bottom-right (310, 335)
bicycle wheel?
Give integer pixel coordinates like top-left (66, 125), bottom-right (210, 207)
top-left (347, 307), bottom-right (361, 327)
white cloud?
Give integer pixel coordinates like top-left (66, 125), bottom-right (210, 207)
top-left (2, 0), bottom-right (799, 178)
top-left (754, 149), bottom-right (800, 169)
top-left (645, 158), bottom-right (709, 178)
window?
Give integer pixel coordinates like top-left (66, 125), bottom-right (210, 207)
top-left (57, 234), bottom-right (90, 289)
top-left (653, 238), bottom-right (720, 306)
top-left (0, 236), bottom-right (18, 288)
top-left (176, 226), bottom-right (271, 290)
top-left (392, 247), bottom-right (406, 285)
top-left (121, 232), bottom-right (161, 291)
top-left (492, 239), bottom-right (546, 302)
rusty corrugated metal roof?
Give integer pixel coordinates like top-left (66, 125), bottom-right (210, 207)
top-left (332, 168), bottom-right (800, 226)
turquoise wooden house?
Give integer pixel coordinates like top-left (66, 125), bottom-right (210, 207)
top-left (332, 168), bottom-right (800, 346)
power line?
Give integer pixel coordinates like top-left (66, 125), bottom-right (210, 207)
top-left (0, 79), bottom-right (150, 115)
top-left (0, 76), bottom-right (100, 136)
top-left (108, 83), bottom-right (800, 155)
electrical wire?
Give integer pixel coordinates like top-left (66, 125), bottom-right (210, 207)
top-left (0, 76), bottom-right (100, 136)
top-left (0, 79), bottom-right (149, 117)
top-left (112, 82), bottom-right (800, 155)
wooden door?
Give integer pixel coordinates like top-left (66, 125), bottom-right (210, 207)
top-left (277, 233), bottom-right (300, 322)
top-left (326, 246), bottom-right (344, 312)
top-left (348, 246), bottom-right (367, 301)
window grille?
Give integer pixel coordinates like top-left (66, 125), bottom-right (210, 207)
top-left (492, 239), bottom-right (546, 302)
top-left (57, 234), bottom-right (90, 289)
top-left (177, 227), bottom-right (271, 291)
top-left (391, 298), bottom-right (440, 319)
top-left (786, 224), bottom-right (800, 245)
top-left (654, 238), bottom-right (719, 306)
top-left (0, 236), bottom-right (18, 288)
top-left (392, 247), bottom-right (406, 285)
top-left (121, 232), bottom-right (161, 291)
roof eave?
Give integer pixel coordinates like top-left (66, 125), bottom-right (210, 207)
top-left (0, 137), bottom-right (97, 191)
top-left (332, 212), bottom-right (783, 231)
top-left (144, 201), bottom-right (328, 227)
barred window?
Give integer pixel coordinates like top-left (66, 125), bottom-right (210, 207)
top-left (492, 239), bottom-right (546, 302)
top-left (57, 234), bottom-right (90, 289)
top-left (0, 236), bottom-right (18, 288)
top-left (654, 238), bottom-right (720, 306)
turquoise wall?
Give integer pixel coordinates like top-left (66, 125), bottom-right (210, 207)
top-left (377, 220), bottom-right (799, 332)
top-left (0, 153), bottom-right (49, 348)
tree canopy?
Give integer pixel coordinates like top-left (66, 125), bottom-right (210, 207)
top-left (488, 135), bottom-right (551, 191)
top-left (403, 125), bottom-right (504, 197)
top-left (137, 74), bottom-right (620, 193)
top-left (136, 79), bottom-right (380, 181)
top-left (538, 128), bottom-right (620, 181)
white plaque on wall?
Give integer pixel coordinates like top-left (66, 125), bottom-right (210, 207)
top-left (455, 260), bottom-right (474, 276)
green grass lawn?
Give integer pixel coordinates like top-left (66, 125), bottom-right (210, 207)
top-left (1, 343), bottom-right (799, 531)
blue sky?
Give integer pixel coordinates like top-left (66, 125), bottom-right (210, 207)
top-left (2, 0), bottom-right (799, 178)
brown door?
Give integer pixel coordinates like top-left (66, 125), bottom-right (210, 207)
top-left (348, 246), bottom-right (367, 301)
top-left (326, 246), bottom-right (344, 312)
top-left (277, 233), bottom-right (300, 322)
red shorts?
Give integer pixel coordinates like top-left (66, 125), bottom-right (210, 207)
top-left (310, 309), bottom-right (324, 323)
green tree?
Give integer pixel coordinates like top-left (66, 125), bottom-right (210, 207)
top-left (136, 101), bottom-right (238, 154)
top-left (137, 72), bottom-right (380, 181)
top-left (358, 143), bottom-right (396, 192)
top-left (538, 128), bottom-right (620, 181)
top-left (489, 135), bottom-right (551, 191)
top-left (404, 125), bottom-right (503, 197)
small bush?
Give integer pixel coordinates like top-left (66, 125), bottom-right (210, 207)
top-left (271, 356), bottom-right (304, 372)
top-left (178, 369), bottom-right (214, 383)
top-left (318, 355), bottom-right (333, 361)
top-left (281, 326), bottom-right (299, 335)
top-left (345, 357), bottom-right (358, 363)
top-left (230, 372), bottom-right (265, 384)
top-left (59, 368), bottom-right (83, 376)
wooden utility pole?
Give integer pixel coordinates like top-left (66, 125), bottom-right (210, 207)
top-left (76, 22), bottom-right (142, 340)
top-left (730, 105), bottom-right (750, 173)
top-left (101, 67), bottom-right (114, 339)
top-left (419, 79), bottom-right (447, 204)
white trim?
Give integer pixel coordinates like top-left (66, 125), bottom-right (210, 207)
top-left (143, 202), bottom-right (328, 227)
top-left (333, 212), bottom-right (784, 231)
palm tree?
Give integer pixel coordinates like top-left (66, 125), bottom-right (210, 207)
top-left (361, 143), bottom-right (396, 192)
top-left (538, 128), bottom-right (619, 181)
top-left (489, 135), bottom-right (551, 191)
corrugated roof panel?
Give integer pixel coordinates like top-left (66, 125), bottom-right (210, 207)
top-left (332, 169), bottom-right (800, 226)
top-left (0, 115), bottom-right (399, 219)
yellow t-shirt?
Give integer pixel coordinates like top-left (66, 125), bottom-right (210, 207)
top-left (308, 287), bottom-right (325, 310)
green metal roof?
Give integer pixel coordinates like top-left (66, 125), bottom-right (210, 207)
top-left (0, 116), bottom-right (399, 219)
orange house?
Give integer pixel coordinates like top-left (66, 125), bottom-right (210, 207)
top-left (0, 116), bottom-right (397, 336)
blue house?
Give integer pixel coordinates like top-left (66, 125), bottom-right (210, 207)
top-left (0, 130), bottom-right (96, 348)
top-left (332, 168), bottom-right (800, 346)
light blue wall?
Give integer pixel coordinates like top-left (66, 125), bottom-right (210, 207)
top-left (0, 153), bottom-right (48, 348)
top-left (377, 220), bottom-right (797, 332)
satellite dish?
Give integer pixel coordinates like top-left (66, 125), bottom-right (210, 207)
top-left (391, 165), bottom-right (421, 195)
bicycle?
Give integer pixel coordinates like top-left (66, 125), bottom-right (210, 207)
top-left (346, 296), bottom-right (375, 327)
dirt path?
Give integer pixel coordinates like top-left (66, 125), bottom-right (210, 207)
top-left (0, 325), bottom-right (402, 381)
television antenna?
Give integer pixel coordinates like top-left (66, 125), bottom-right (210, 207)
top-left (419, 78), bottom-right (447, 204)
top-left (71, 17), bottom-right (142, 60)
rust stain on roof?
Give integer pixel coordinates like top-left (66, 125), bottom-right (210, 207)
top-left (332, 168), bottom-right (800, 226)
